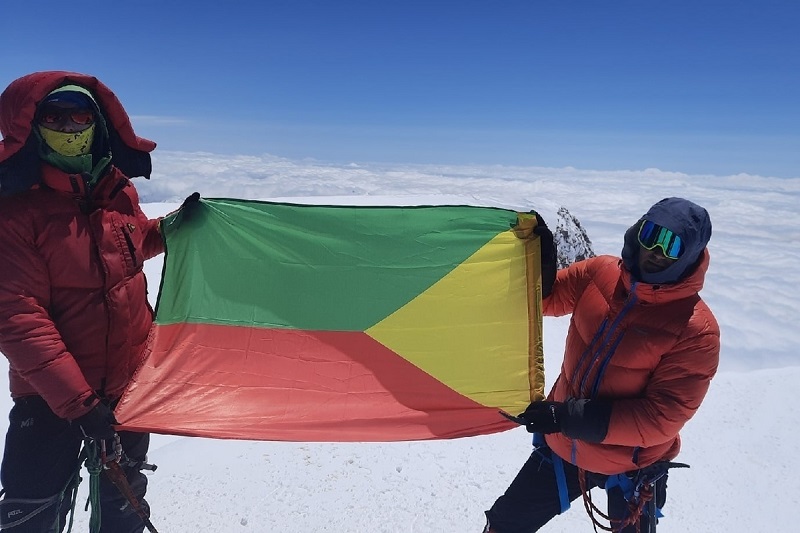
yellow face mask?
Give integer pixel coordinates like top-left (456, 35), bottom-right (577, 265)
top-left (38, 124), bottom-right (96, 156)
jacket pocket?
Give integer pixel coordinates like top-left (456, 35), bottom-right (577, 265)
top-left (111, 218), bottom-right (145, 276)
top-left (122, 223), bottom-right (139, 270)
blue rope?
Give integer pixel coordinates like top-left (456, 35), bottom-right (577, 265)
top-left (582, 282), bottom-right (639, 398)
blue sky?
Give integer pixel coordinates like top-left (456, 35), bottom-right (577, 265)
top-left (2, 0), bottom-right (799, 177)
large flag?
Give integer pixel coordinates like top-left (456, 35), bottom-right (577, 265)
top-left (115, 199), bottom-right (546, 441)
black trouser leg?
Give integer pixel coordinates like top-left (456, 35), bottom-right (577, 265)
top-left (1, 397), bottom-right (81, 532)
top-left (485, 448), bottom-right (597, 533)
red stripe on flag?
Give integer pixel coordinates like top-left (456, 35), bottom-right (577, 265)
top-left (115, 323), bottom-right (514, 441)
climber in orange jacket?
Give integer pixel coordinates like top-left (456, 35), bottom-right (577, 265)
top-left (485, 197), bottom-right (720, 533)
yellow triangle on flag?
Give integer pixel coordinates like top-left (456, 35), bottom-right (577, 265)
top-left (366, 229), bottom-right (534, 415)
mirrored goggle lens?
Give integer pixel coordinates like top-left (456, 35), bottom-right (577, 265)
top-left (39, 109), bottom-right (95, 126)
top-left (638, 220), bottom-right (684, 259)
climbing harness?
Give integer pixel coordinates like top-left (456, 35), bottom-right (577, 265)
top-left (528, 433), bottom-right (571, 514)
top-left (579, 461), bottom-right (689, 533)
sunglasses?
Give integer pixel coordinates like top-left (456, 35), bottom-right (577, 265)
top-left (638, 220), bottom-right (685, 259)
top-left (38, 107), bottom-right (95, 127)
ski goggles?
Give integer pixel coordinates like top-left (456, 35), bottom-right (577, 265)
top-left (637, 220), bottom-right (685, 259)
top-left (37, 107), bottom-right (95, 127)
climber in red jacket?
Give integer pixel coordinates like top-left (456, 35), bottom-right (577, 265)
top-left (0, 71), bottom-right (163, 532)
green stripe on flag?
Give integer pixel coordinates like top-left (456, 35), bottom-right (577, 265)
top-left (157, 199), bottom-right (519, 331)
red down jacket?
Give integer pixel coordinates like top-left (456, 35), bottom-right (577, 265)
top-left (543, 251), bottom-right (720, 475)
top-left (0, 72), bottom-right (163, 420)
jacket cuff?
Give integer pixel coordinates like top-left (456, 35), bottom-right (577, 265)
top-left (560, 398), bottom-right (612, 443)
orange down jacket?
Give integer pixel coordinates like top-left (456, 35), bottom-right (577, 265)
top-left (0, 72), bottom-right (163, 421)
top-left (543, 251), bottom-right (720, 475)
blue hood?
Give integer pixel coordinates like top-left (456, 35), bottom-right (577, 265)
top-left (621, 197), bottom-right (712, 285)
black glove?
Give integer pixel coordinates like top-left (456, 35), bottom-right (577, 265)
top-left (501, 401), bottom-right (564, 434)
top-left (181, 191), bottom-right (200, 209)
top-left (533, 213), bottom-right (557, 298)
top-left (74, 402), bottom-right (118, 441)
top-left (169, 192), bottom-right (202, 229)
top-left (180, 191), bottom-right (201, 218)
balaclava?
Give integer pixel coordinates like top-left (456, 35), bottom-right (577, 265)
top-left (35, 84), bottom-right (111, 186)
